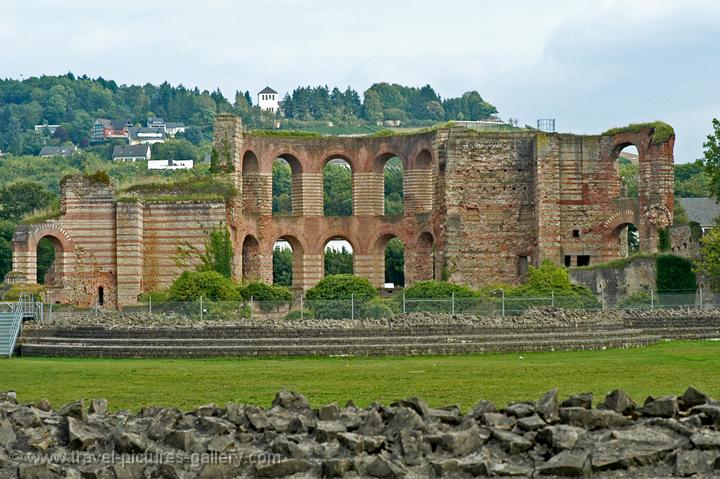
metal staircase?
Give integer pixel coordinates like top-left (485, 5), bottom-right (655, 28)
top-left (0, 293), bottom-right (37, 357)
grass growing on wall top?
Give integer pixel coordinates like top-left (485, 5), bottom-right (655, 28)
top-left (602, 121), bottom-right (675, 145)
top-left (119, 176), bottom-right (236, 201)
top-left (1, 341), bottom-right (718, 411)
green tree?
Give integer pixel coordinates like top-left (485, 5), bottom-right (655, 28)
top-left (384, 237), bottom-right (405, 286)
top-left (272, 160), bottom-right (292, 215)
top-left (0, 182), bottom-right (53, 221)
top-left (700, 227), bottom-right (720, 289)
top-left (323, 163), bottom-right (352, 216)
top-left (0, 237), bottom-right (11, 282)
top-left (273, 247), bottom-right (293, 286)
top-left (701, 118), bottom-right (720, 200)
top-left (198, 228), bottom-right (233, 278)
top-left (36, 238), bottom-right (56, 284)
top-left (384, 157), bottom-right (403, 215)
top-left (324, 246), bottom-right (353, 275)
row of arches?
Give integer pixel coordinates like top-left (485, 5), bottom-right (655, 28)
top-left (242, 149), bottom-right (433, 217)
top-left (241, 231), bottom-right (436, 290)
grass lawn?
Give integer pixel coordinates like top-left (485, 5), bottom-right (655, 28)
top-left (1, 340), bottom-right (718, 412)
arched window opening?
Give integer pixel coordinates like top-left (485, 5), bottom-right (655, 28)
top-left (384, 156), bottom-right (403, 215)
top-left (273, 239), bottom-right (293, 287)
top-left (324, 238), bottom-right (353, 276)
top-left (323, 158), bottom-right (352, 216)
top-left (616, 145), bottom-right (639, 198)
top-left (614, 223), bottom-right (639, 258)
top-left (36, 236), bottom-right (60, 285)
top-left (384, 237), bottom-right (405, 287)
top-left (272, 158), bottom-right (292, 215)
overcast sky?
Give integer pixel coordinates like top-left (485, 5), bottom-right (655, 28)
top-left (3, 0), bottom-right (718, 163)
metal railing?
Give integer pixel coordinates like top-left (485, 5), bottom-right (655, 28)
top-left (34, 289), bottom-right (717, 323)
top-left (3, 293), bottom-right (32, 357)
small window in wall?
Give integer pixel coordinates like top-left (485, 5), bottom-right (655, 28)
top-left (98, 286), bottom-right (105, 306)
top-left (572, 229), bottom-right (580, 238)
top-left (518, 256), bottom-right (529, 276)
top-left (564, 255), bottom-right (572, 267)
top-left (577, 255), bottom-right (590, 267)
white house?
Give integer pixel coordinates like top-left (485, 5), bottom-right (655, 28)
top-left (112, 144), bottom-right (151, 162)
top-left (146, 118), bottom-right (186, 137)
top-left (128, 127), bottom-right (166, 145)
top-left (258, 87), bottom-right (280, 113)
top-left (148, 159), bottom-right (194, 170)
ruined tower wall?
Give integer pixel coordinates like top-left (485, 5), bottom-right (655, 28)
top-left (442, 128), bottom-right (538, 286)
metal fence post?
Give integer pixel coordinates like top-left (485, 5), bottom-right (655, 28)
top-left (501, 289), bottom-right (505, 317)
top-left (300, 293), bottom-right (304, 320)
top-left (402, 291), bottom-right (406, 314)
top-left (351, 294), bottom-right (354, 320)
top-left (551, 291), bottom-right (555, 308)
top-left (149, 296), bottom-right (152, 315)
top-left (250, 296), bottom-right (254, 321)
top-left (700, 287), bottom-right (704, 310)
top-left (650, 290), bottom-right (654, 310)
top-left (200, 296), bottom-right (203, 321)
top-left (451, 292), bottom-right (455, 315)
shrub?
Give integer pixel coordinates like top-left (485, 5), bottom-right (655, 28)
top-left (399, 280), bottom-right (484, 314)
top-left (305, 275), bottom-right (377, 319)
top-left (138, 291), bottom-right (170, 302)
top-left (2, 284), bottom-right (45, 301)
top-left (656, 254), bottom-right (696, 293)
top-left (284, 309), bottom-right (314, 321)
top-left (616, 292), bottom-right (653, 309)
top-left (508, 261), bottom-right (600, 312)
top-left (238, 281), bottom-right (293, 302)
top-left (168, 271), bottom-right (239, 301)
top-left (359, 297), bottom-right (395, 319)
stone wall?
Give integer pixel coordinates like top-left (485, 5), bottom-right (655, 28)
top-left (569, 258), bottom-right (657, 308)
top-left (11, 176), bottom-right (225, 308)
top-left (9, 116), bottom-right (675, 307)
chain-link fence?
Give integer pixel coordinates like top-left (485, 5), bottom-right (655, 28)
top-left (35, 289), bottom-right (715, 322)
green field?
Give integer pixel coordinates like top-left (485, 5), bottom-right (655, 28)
top-left (1, 341), bottom-right (718, 412)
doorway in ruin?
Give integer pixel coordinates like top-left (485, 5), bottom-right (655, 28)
top-left (373, 234), bottom-right (405, 287)
top-left (36, 236), bottom-right (61, 285)
top-left (323, 157), bottom-right (353, 216)
top-left (613, 222), bottom-right (640, 257)
top-left (324, 238), bottom-right (353, 276)
top-left (273, 236), bottom-right (304, 289)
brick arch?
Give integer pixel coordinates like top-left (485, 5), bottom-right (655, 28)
top-left (322, 152), bottom-right (356, 172)
top-left (15, 224), bottom-right (76, 286)
top-left (241, 150), bottom-right (260, 174)
top-left (599, 209), bottom-right (642, 261)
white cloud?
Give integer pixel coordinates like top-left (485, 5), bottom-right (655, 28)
top-left (1, 0), bottom-right (716, 161)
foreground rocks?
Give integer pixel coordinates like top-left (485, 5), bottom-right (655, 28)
top-left (1, 388), bottom-right (719, 478)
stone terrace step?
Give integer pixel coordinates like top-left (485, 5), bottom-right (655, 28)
top-left (22, 328), bottom-right (651, 348)
top-left (19, 332), bottom-right (660, 358)
top-left (22, 324), bottom-right (628, 340)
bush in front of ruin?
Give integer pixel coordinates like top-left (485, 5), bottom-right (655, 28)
top-left (168, 271), bottom-right (240, 301)
top-left (399, 280), bottom-right (490, 314)
top-left (508, 260), bottom-right (600, 311)
top-left (305, 274), bottom-right (377, 319)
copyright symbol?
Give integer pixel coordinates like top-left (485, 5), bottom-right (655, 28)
top-left (9, 450), bottom-right (25, 462)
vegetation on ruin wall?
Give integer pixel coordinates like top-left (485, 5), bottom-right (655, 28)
top-left (118, 176), bottom-right (236, 202)
top-left (249, 129), bottom-right (323, 138)
top-left (1, 341), bottom-right (719, 411)
top-left (602, 121), bottom-right (675, 145)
